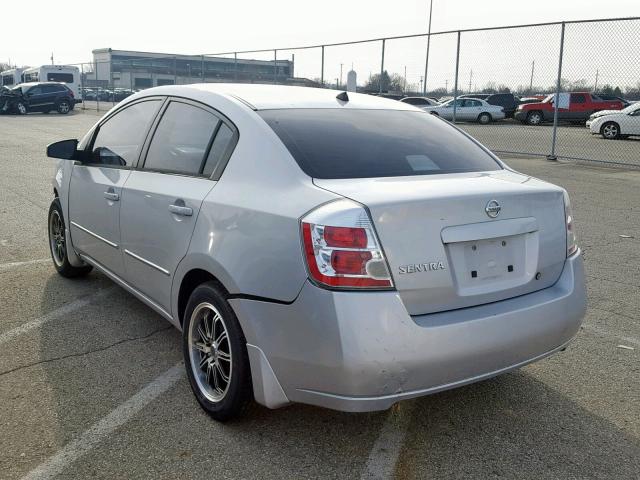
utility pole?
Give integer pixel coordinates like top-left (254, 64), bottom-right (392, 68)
top-left (51, 52), bottom-right (54, 65)
top-left (340, 63), bottom-right (343, 88)
top-left (445, 79), bottom-right (448, 94)
top-left (404, 65), bottom-right (407, 93)
top-left (530, 60), bottom-right (535, 92)
top-left (468, 69), bottom-right (473, 93)
top-left (594, 69), bottom-right (599, 92)
top-left (422, 0), bottom-right (434, 95)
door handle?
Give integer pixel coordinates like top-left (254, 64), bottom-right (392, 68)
top-left (169, 204), bottom-right (193, 216)
top-left (104, 191), bottom-right (120, 201)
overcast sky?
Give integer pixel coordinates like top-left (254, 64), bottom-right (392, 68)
top-left (5, 0), bottom-right (640, 90)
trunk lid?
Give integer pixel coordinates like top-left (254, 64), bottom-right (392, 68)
top-left (314, 170), bottom-right (567, 315)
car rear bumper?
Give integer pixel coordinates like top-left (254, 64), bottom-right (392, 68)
top-left (230, 250), bottom-right (586, 412)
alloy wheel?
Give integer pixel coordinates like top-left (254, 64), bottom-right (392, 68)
top-left (602, 123), bottom-right (618, 139)
top-left (188, 302), bottom-right (232, 403)
top-left (59, 102), bottom-right (70, 114)
top-left (49, 209), bottom-right (66, 267)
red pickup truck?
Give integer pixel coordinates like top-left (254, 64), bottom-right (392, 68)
top-left (514, 92), bottom-right (624, 125)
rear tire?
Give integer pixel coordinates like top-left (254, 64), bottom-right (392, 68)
top-left (477, 112), bottom-right (492, 124)
top-left (601, 121), bottom-right (620, 139)
top-left (526, 111), bottom-right (543, 125)
top-left (48, 198), bottom-right (92, 278)
top-left (182, 282), bottom-right (253, 421)
top-left (56, 100), bottom-right (71, 114)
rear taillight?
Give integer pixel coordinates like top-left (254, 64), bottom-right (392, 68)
top-left (301, 200), bottom-right (393, 289)
top-left (563, 191), bottom-right (578, 257)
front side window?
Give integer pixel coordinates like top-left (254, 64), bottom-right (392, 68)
top-left (89, 100), bottom-right (161, 167)
top-left (144, 101), bottom-right (220, 175)
top-left (259, 109), bottom-right (501, 179)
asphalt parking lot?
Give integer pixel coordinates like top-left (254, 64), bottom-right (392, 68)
top-left (0, 110), bottom-right (639, 480)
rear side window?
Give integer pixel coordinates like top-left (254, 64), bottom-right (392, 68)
top-left (89, 100), bottom-right (161, 167)
top-left (203, 123), bottom-right (235, 177)
top-left (571, 94), bottom-right (587, 104)
top-left (144, 101), bottom-right (220, 176)
top-left (259, 109), bottom-right (501, 179)
top-left (47, 73), bottom-right (74, 83)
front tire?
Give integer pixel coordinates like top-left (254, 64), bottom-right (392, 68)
top-left (601, 121), bottom-right (620, 139)
top-left (15, 101), bottom-right (27, 115)
top-left (57, 100), bottom-right (71, 114)
top-left (183, 282), bottom-right (253, 421)
top-left (477, 112), bottom-right (492, 124)
top-left (48, 198), bottom-right (92, 278)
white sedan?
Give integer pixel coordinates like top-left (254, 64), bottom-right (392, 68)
top-left (587, 102), bottom-right (640, 139)
top-left (425, 98), bottom-right (505, 124)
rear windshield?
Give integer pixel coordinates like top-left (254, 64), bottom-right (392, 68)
top-left (258, 109), bottom-right (501, 179)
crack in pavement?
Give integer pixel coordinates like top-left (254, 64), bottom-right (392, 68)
top-left (0, 325), bottom-right (173, 378)
top-left (585, 274), bottom-right (640, 289)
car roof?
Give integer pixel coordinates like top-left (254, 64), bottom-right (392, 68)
top-left (138, 84), bottom-right (419, 111)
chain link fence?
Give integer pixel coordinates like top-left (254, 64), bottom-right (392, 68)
top-left (45, 17), bottom-right (639, 167)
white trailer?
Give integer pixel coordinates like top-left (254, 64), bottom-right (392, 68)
top-left (1, 68), bottom-right (25, 87)
top-left (21, 65), bottom-right (81, 98)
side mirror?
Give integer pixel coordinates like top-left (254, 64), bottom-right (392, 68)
top-left (47, 139), bottom-right (79, 160)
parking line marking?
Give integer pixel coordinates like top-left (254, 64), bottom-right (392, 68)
top-left (361, 401), bottom-right (416, 480)
top-left (583, 324), bottom-right (640, 348)
top-left (0, 287), bottom-right (116, 345)
top-left (0, 258), bottom-right (50, 273)
top-left (20, 362), bottom-right (184, 480)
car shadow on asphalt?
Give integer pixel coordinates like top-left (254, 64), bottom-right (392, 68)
top-left (395, 370), bottom-right (640, 479)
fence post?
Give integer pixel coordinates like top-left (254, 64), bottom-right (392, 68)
top-left (422, 0), bottom-right (433, 95)
top-left (95, 60), bottom-right (100, 112)
top-left (80, 63), bottom-right (85, 110)
top-left (548, 22), bottom-right (566, 161)
top-left (234, 52), bottom-right (238, 82)
top-left (273, 49), bottom-right (278, 84)
top-left (320, 46), bottom-right (324, 87)
top-left (452, 31), bottom-right (461, 123)
top-left (174, 56), bottom-right (177, 85)
top-left (379, 38), bottom-right (386, 93)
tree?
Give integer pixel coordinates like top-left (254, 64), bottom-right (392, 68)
top-left (363, 70), bottom-right (406, 93)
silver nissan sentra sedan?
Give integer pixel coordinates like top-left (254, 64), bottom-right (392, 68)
top-left (46, 84), bottom-right (587, 421)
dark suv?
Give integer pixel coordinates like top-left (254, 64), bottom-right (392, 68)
top-left (460, 93), bottom-right (521, 118)
top-left (13, 82), bottom-right (76, 114)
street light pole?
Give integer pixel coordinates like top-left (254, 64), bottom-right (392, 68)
top-left (422, 0), bottom-right (434, 95)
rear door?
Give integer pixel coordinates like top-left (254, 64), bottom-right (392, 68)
top-left (569, 93), bottom-right (589, 120)
top-left (68, 98), bottom-right (163, 277)
top-left (119, 99), bottom-right (237, 312)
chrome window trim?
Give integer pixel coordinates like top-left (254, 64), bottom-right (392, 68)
top-left (124, 249), bottom-right (171, 276)
top-left (70, 221), bottom-right (118, 249)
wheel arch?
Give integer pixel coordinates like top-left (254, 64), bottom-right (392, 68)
top-left (177, 268), bottom-right (230, 327)
top-left (478, 112), bottom-right (492, 122)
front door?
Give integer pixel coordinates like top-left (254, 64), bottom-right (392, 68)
top-left (68, 98), bottom-right (163, 277)
top-left (120, 99), bottom-right (230, 312)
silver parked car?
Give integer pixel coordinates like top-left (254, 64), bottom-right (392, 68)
top-left (47, 84), bottom-right (586, 420)
top-left (427, 97), bottom-right (505, 123)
